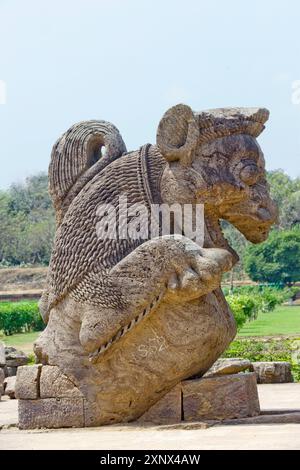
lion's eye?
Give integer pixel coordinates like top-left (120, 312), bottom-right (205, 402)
top-left (239, 164), bottom-right (259, 185)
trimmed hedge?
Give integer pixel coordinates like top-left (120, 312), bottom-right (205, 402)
top-left (223, 285), bottom-right (297, 330)
top-left (0, 301), bottom-right (43, 335)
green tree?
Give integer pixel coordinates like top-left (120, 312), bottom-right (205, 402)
top-left (244, 226), bottom-right (300, 285)
top-left (267, 170), bottom-right (300, 228)
top-left (0, 173), bottom-right (55, 265)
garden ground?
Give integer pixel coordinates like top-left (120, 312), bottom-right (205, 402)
top-left (1, 305), bottom-right (300, 355)
top-left (238, 305), bottom-right (300, 337)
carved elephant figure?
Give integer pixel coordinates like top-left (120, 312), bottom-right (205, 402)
top-left (33, 104), bottom-right (277, 426)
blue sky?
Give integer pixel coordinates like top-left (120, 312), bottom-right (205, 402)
top-left (0, 0), bottom-right (300, 188)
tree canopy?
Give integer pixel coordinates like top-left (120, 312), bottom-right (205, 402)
top-left (244, 226), bottom-right (300, 285)
top-left (0, 174), bottom-right (55, 266)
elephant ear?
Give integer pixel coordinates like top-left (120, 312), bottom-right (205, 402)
top-left (156, 104), bottom-right (199, 165)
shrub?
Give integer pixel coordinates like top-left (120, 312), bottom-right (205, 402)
top-left (223, 285), bottom-right (298, 329)
top-left (226, 294), bottom-right (259, 329)
top-left (0, 301), bottom-right (43, 335)
top-left (223, 338), bottom-right (300, 381)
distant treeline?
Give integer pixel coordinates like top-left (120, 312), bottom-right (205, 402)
top-left (222, 170), bottom-right (300, 281)
top-left (0, 174), bottom-right (55, 266)
top-left (0, 170), bottom-right (299, 272)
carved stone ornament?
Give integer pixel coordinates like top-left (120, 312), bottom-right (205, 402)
top-left (17, 104), bottom-right (277, 427)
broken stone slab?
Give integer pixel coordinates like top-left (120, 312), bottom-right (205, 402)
top-left (138, 385), bottom-right (181, 425)
top-left (5, 347), bottom-right (28, 368)
top-left (18, 398), bottom-right (85, 429)
top-left (252, 361), bottom-right (293, 384)
top-left (40, 365), bottom-right (83, 398)
top-left (15, 365), bottom-right (42, 400)
top-left (4, 375), bottom-right (16, 399)
top-left (182, 372), bottom-right (260, 421)
top-left (0, 341), bottom-right (5, 367)
top-left (203, 358), bottom-right (252, 378)
top-left (0, 367), bottom-right (5, 397)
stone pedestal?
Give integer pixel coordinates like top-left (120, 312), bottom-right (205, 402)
top-left (182, 372), bottom-right (260, 421)
top-left (137, 385), bottom-right (182, 425)
top-left (16, 365), bottom-right (84, 429)
top-left (17, 365), bottom-right (261, 428)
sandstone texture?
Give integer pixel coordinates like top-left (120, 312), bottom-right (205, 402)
top-left (40, 365), bottom-right (83, 398)
top-left (0, 367), bottom-right (5, 397)
top-left (138, 385), bottom-right (182, 425)
top-left (15, 365), bottom-right (41, 399)
top-left (5, 347), bottom-right (28, 368)
top-left (18, 398), bottom-right (84, 429)
top-left (0, 341), bottom-right (5, 367)
top-left (203, 358), bottom-right (252, 377)
top-left (252, 361), bottom-right (294, 384)
top-left (17, 104), bottom-right (276, 428)
top-left (182, 373), bottom-right (260, 421)
top-left (4, 376), bottom-right (16, 399)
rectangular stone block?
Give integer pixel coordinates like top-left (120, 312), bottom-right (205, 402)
top-left (0, 367), bottom-right (5, 397)
top-left (18, 397), bottom-right (84, 429)
top-left (4, 375), bottom-right (16, 399)
top-left (40, 365), bottom-right (83, 398)
top-left (138, 385), bottom-right (182, 425)
top-left (0, 341), bottom-right (5, 367)
top-left (182, 372), bottom-right (260, 422)
top-left (15, 365), bottom-right (41, 399)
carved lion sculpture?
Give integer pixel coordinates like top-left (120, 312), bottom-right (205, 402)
top-left (33, 104), bottom-right (277, 426)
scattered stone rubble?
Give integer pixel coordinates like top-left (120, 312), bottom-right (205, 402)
top-left (0, 342), bottom-right (29, 400)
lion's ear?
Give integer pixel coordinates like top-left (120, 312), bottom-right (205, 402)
top-left (156, 104), bottom-right (199, 165)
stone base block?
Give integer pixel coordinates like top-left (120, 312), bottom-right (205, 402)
top-left (138, 385), bottom-right (181, 425)
top-left (16, 365), bottom-right (261, 428)
top-left (18, 398), bottom-right (84, 429)
top-left (252, 362), bottom-right (293, 384)
top-left (182, 372), bottom-right (260, 421)
top-left (15, 365), bottom-right (41, 399)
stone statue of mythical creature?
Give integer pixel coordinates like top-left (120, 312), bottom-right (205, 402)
top-left (32, 104), bottom-right (277, 426)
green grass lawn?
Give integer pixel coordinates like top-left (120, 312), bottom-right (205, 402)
top-left (0, 331), bottom-right (40, 355)
top-left (239, 305), bottom-right (300, 337)
top-left (1, 305), bottom-right (300, 354)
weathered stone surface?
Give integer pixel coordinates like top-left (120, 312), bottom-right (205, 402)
top-left (0, 341), bottom-right (5, 367)
top-left (18, 398), bottom-right (84, 429)
top-left (15, 365), bottom-right (41, 399)
top-left (252, 362), bottom-right (293, 384)
top-left (221, 411), bottom-right (300, 426)
top-left (0, 367), bottom-right (5, 397)
top-left (40, 365), bottom-right (83, 398)
top-left (138, 385), bottom-right (181, 424)
top-left (18, 104), bottom-right (276, 428)
top-left (203, 358), bottom-right (252, 378)
top-left (4, 376), bottom-right (16, 399)
top-left (182, 373), bottom-right (260, 421)
top-left (5, 347), bottom-right (28, 367)
top-left (6, 366), bottom-right (17, 377)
